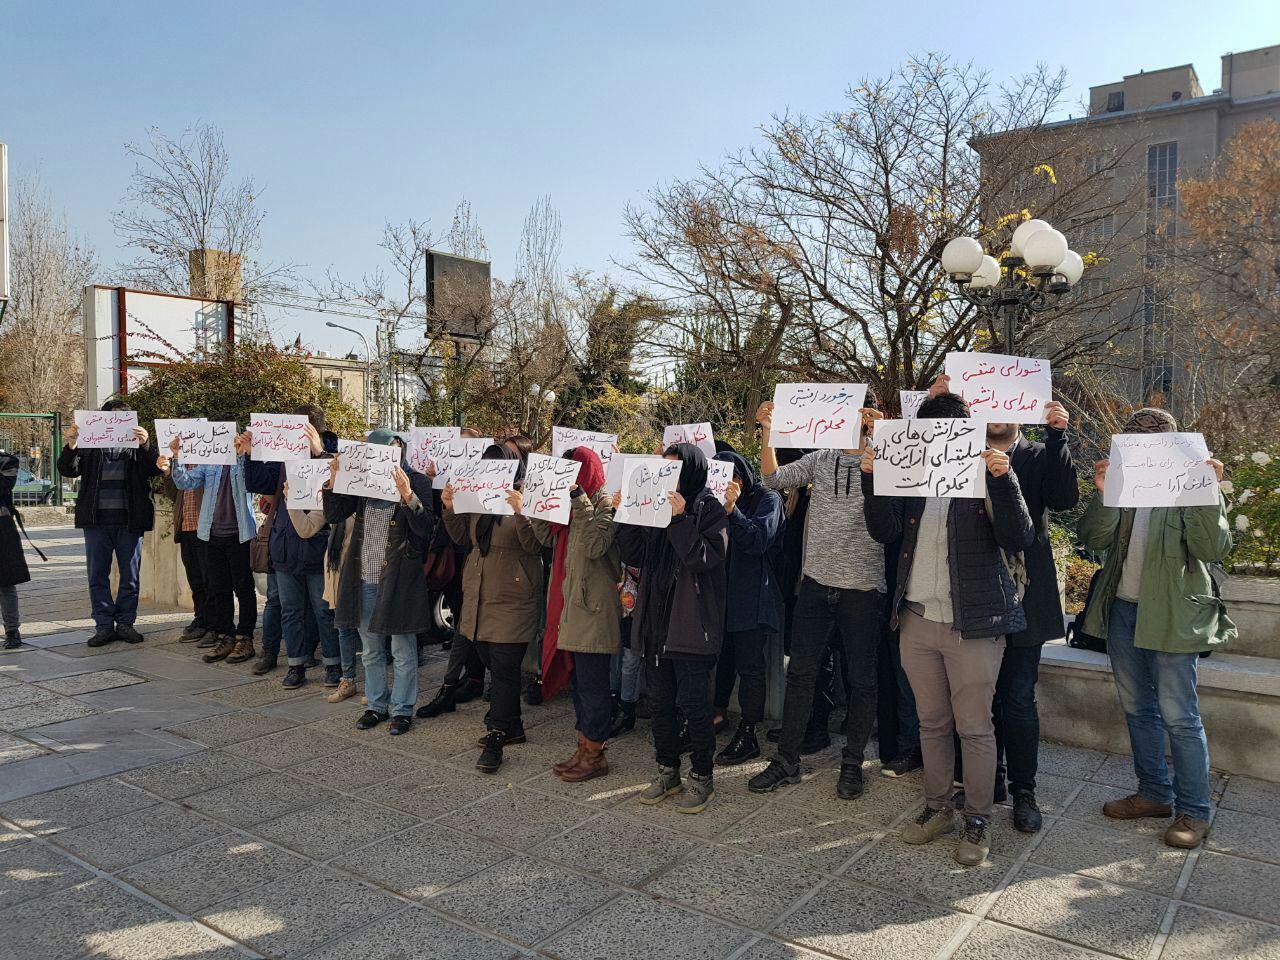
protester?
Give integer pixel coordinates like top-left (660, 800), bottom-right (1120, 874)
top-left (165, 474), bottom-right (210, 645)
top-left (168, 431), bottom-right (259, 663)
top-left (860, 392), bottom-right (1035, 866)
top-left (442, 444), bottom-right (545, 771)
top-left (609, 564), bottom-right (643, 737)
top-left (711, 450), bottom-right (785, 765)
top-left (617, 443), bottom-right (728, 815)
top-left (504, 433), bottom-right (547, 707)
top-left (0, 450), bottom-right (30, 650)
top-left (748, 399), bottom-right (885, 800)
top-left (1078, 408), bottom-right (1233, 850)
top-left (59, 401), bottom-right (163, 648)
top-left (529, 447), bottom-right (621, 782)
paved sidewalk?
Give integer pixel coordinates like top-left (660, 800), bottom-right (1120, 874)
top-left (2, 528), bottom-right (1279, 960)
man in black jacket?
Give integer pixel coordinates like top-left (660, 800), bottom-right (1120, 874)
top-left (58, 400), bottom-right (163, 648)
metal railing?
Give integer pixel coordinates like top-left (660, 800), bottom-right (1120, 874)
top-left (0, 412), bottom-right (65, 507)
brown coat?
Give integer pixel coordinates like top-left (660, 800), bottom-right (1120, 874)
top-left (531, 492), bottom-right (623, 655)
top-left (444, 508), bottom-right (544, 645)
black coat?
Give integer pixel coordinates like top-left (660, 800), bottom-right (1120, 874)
top-left (0, 454), bottom-right (31, 588)
top-left (1008, 429), bottom-right (1079, 645)
top-left (862, 469), bottom-right (1035, 640)
top-left (58, 444), bottom-right (163, 534)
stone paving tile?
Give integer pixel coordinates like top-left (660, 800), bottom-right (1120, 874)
top-left (534, 810), bottom-right (702, 885)
top-left (50, 802), bottom-right (225, 873)
top-left (521, 763), bottom-right (650, 809)
top-left (207, 676), bottom-right (317, 707)
top-left (255, 795), bottom-right (421, 861)
top-left (1016, 772), bottom-right (1081, 813)
top-left (120, 750), bottom-right (271, 799)
top-left (221, 724), bottom-right (353, 768)
top-left (0, 837), bottom-right (93, 906)
top-left (0, 731), bottom-right (46, 765)
top-left (777, 767), bottom-right (922, 826)
top-left (720, 806), bottom-right (882, 875)
top-left (300, 904), bottom-right (519, 960)
top-left (1029, 816), bottom-right (1190, 896)
top-left (772, 876), bottom-right (967, 960)
top-left (735, 937), bottom-right (831, 960)
top-left (35, 668), bottom-right (147, 696)
top-left (180, 771), bottom-right (340, 828)
top-left (198, 866), bottom-right (402, 958)
top-left (539, 891), bottom-right (751, 960)
top-left (982, 813), bottom-right (1046, 860)
top-left (361, 763), bottom-right (502, 820)
top-left (1205, 808), bottom-right (1280, 864)
top-left (1184, 850), bottom-right (1280, 926)
top-left (646, 843), bottom-right (824, 930)
top-left (988, 864), bottom-right (1169, 960)
top-left (1038, 742), bottom-right (1109, 780)
top-left (0, 683), bottom-right (60, 709)
top-left (1060, 782), bottom-right (1171, 838)
top-left (1163, 904), bottom-right (1280, 960)
top-left (438, 785), bottom-right (596, 850)
top-left (1, 878), bottom-right (185, 960)
top-left (628, 782), bottom-right (769, 839)
top-left (333, 820), bottom-right (508, 899)
top-left (952, 922), bottom-right (1112, 959)
top-left (166, 710), bottom-right (297, 748)
top-left (428, 853), bottom-right (618, 947)
top-left (119, 833), bottom-right (311, 914)
top-left (76, 917), bottom-right (249, 960)
top-left (1222, 776), bottom-right (1280, 821)
top-left (846, 833), bottom-right (1012, 913)
top-left (286, 743), bottom-right (426, 790)
top-left (1, 777), bottom-right (158, 834)
top-left (0, 696), bottom-right (97, 731)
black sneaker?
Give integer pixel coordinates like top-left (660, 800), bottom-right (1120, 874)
top-left (715, 722), bottom-right (760, 766)
top-left (87, 627), bottom-right (116, 648)
top-left (282, 665), bottom-right (306, 689)
top-left (524, 674), bottom-right (543, 706)
top-left (179, 622), bottom-right (206, 643)
top-left (388, 716), bottom-right (412, 736)
top-left (881, 751), bottom-right (924, 778)
top-left (2, 630), bottom-right (21, 650)
top-left (356, 710), bottom-right (388, 730)
top-left (609, 699), bottom-right (636, 738)
top-left (476, 729), bottom-right (507, 773)
top-left (476, 728), bottom-right (526, 747)
top-left (748, 758), bottom-right (801, 793)
top-left (837, 760), bottom-right (865, 799)
top-left (115, 624), bottom-right (144, 644)
top-left (252, 656), bottom-right (278, 676)
top-left (417, 683), bottom-right (458, 718)
top-left (1012, 791), bottom-right (1043, 833)
top-left (323, 664), bottom-right (342, 688)
top-left (455, 677), bottom-right (484, 704)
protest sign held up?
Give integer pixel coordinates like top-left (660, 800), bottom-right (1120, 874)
top-left (872, 418), bottom-right (987, 499)
top-left (706, 459), bottom-right (734, 505)
top-left (249, 413), bottom-right (311, 462)
top-left (551, 426), bottom-right (617, 473)
top-left (451, 459), bottom-right (520, 515)
top-left (334, 440), bottom-right (402, 502)
top-left (154, 418), bottom-right (205, 451)
top-left (407, 426), bottom-right (460, 474)
top-left (285, 460), bottom-right (329, 510)
top-left (522, 452), bottom-right (582, 524)
top-left (615, 456), bottom-right (682, 528)
top-left (74, 410), bottom-right (139, 448)
top-left (433, 438), bottom-right (493, 490)
top-left (1103, 433), bottom-right (1220, 508)
top-left (945, 352), bottom-right (1052, 424)
top-left (178, 422), bottom-right (238, 465)
top-left (663, 423), bottom-right (716, 460)
top-left (769, 383), bottom-right (866, 449)
top-left (900, 391), bottom-right (929, 420)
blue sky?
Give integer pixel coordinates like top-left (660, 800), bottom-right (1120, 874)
top-left (3, 0), bottom-right (1276, 354)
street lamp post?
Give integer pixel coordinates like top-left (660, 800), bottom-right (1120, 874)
top-left (325, 321), bottom-right (375, 426)
top-left (941, 219), bottom-right (1085, 354)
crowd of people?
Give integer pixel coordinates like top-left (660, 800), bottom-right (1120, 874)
top-left (0, 381), bottom-right (1235, 865)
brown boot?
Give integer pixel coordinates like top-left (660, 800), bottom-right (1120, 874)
top-left (1164, 814), bottom-right (1210, 849)
top-left (202, 636), bottom-right (236, 663)
top-left (557, 740), bottom-right (608, 783)
top-left (553, 733), bottom-right (587, 776)
top-left (225, 637), bottom-right (256, 664)
top-left (1103, 793), bottom-right (1173, 820)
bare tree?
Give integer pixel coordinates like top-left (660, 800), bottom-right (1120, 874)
top-left (447, 199), bottom-right (489, 260)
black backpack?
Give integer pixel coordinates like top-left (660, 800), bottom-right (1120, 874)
top-left (1065, 567), bottom-right (1108, 654)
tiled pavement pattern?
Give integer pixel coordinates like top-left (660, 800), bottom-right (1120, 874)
top-left (0, 530), bottom-right (1278, 959)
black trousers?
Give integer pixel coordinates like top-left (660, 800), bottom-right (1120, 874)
top-left (649, 656), bottom-right (716, 777)
top-left (994, 643), bottom-right (1042, 795)
top-left (778, 578), bottom-right (881, 765)
top-left (177, 533), bottom-right (210, 630)
top-left (571, 651), bottom-right (614, 742)
top-left (202, 536), bottom-right (256, 639)
top-left (475, 641), bottom-right (526, 736)
top-left (444, 633), bottom-right (486, 686)
top-left (713, 627), bottom-right (769, 723)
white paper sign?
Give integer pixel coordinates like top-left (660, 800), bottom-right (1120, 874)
top-left (871, 418), bottom-right (987, 499)
top-left (615, 456), bottom-right (683, 528)
top-left (1103, 433), bottom-right (1219, 508)
top-left (285, 460), bottom-right (329, 510)
top-left (604, 453), bottom-right (631, 495)
top-left (177, 422), bottom-right (238, 465)
top-left (155, 417), bottom-right (206, 451)
top-left (769, 383), bottom-right (866, 449)
top-left (407, 426), bottom-right (460, 474)
top-left (663, 422), bottom-right (716, 460)
top-left (900, 391), bottom-right (929, 419)
top-left (74, 410), bottom-right (139, 448)
top-left (552, 427), bottom-right (617, 474)
top-left (945, 352), bottom-right (1052, 424)
top-left (433, 438), bottom-right (493, 489)
top-left (334, 440), bottom-right (402, 502)
top-left (249, 413), bottom-right (310, 462)
top-left (452, 459), bottom-right (519, 515)
top-left (707, 459), bottom-right (734, 505)
top-left (523, 452), bottom-right (582, 525)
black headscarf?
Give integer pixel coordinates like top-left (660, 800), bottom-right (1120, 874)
top-left (476, 444), bottom-right (521, 556)
top-left (714, 450), bottom-right (759, 504)
top-left (665, 443), bottom-right (708, 499)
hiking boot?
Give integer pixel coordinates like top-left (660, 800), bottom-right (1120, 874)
top-left (225, 637), bottom-right (255, 664)
top-left (389, 716), bottom-right (412, 736)
top-left (1164, 814), bottom-right (1210, 849)
top-left (837, 760), bottom-right (866, 799)
top-left (609, 699), bottom-right (637, 738)
top-left (639, 765), bottom-right (683, 805)
top-left (115, 624), bottom-right (145, 644)
top-left (251, 655), bottom-right (278, 676)
top-left (417, 683), bottom-right (458, 718)
top-left (356, 710), bottom-right (388, 730)
top-left (454, 677), bottom-right (484, 704)
top-left (553, 733), bottom-right (587, 775)
top-left (476, 729), bottom-right (508, 774)
top-left (3, 630), bottom-right (21, 650)
top-left (87, 627), bottom-right (116, 648)
top-left (900, 806), bottom-right (957, 845)
top-left (281, 665), bottom-right (306, 689)
top-left (202, 637), bottom-right (235, 663)
top-left (675, 772), bottom-right (714, 813)
top-left (881, 751), bottom-right (923, 778)
top-left (955, 816), bottom-right (991, 866)
top-left (327, 678), bottom-right (358, 703)
top-left (323, 664), bottom-right (342, 687)
top-left (477, 727), bottom-right (525, 747)
top-left (558, 740), bottom-right (608, 783)
top-left (1012, 791), bottom-right (1043, 833)
top-left (1103, 793), bottom-right (1173, 820)
top-left (180, 621), bottom-right (206, 642)
top-left (715, 722), bottom-right (760, 766)
top-left (748, 758), bottom-right (801, 794)
top-left (524, 673), bottom-right (543, 706)
top-left (195, 631), bottom-right (221, 649)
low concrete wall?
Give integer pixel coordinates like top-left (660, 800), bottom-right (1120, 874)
top-left (139, 503), bottom-right (194, 612)
top-left (1223, 576), bottom-right (1280, 658)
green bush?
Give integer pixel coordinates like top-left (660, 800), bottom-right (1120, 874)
top-left (1223, 445), bottom-right (1280, 575)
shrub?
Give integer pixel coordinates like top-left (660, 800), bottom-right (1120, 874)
top-left (1222, 446), bottom-right (1280, 575)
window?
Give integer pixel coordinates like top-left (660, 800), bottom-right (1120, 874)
top-left (1075, 214), bottom-right (1115, 245)
top-left (324, 377), bottom-right (342, 393)
top-left (1106, 91), bottom-right (1125, 112)
top-left (1084, 152), bottom-right (1115, 178)
top-left (1076, 276), bottom-right (1110, 300)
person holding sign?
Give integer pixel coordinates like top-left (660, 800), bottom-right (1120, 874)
top-left (0, 450), bottom-right (31, 650)
top-left (527, 447), bottom-right (622, 783)
top-left (615, 443), bottom-right (728, 815)
top-left (1077, 408), bottom-right (1233, 851)
top-left (59, 399), bottom-right (163, 648)
top-left (860, 391), bottom-right (1034, 867)
top-left (441, 444), bottom-right (545, 773)
top-left (323, 429), bottom-right (434, 735)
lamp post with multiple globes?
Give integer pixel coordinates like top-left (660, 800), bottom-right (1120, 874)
top-left (940, 219), bottom-right (1084, 354)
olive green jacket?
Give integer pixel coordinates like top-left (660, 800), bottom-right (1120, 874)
top-left (1077, 493), bottom-right (1236, 654)
top-left (530, 491), bottom-right (623, 655)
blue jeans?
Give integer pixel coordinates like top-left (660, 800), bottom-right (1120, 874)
top-left (338, 627), bottom-right (362, 681)
top-left (358, 581), bottom-right (418, 717)
top-left (261, 573), bottom-right (282, 658)
top-left (611, 642), bottom-right (643, 703)
top-left (1107, 599), bottom-right (1211, 821)
top-left (277, 572), bottom-right (339, 667)
top-left (83, 526), bottom-right (144, 629)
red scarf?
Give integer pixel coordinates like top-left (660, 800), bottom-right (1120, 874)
top-left (541, 447), bottom-right (606, 700)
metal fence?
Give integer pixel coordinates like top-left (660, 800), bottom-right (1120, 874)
top-left (0, 412), bottom-right (67, 507)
